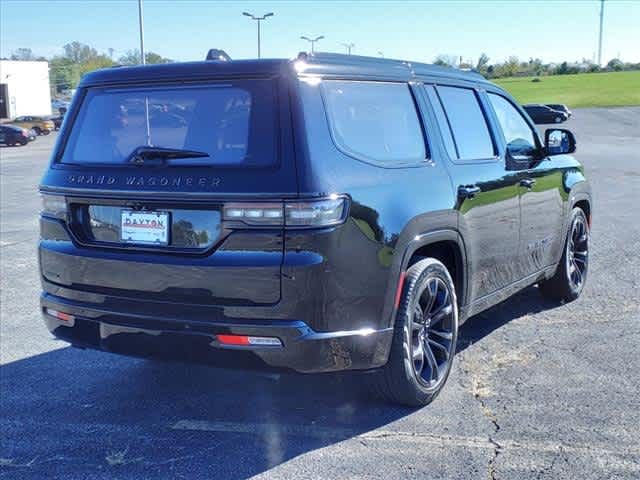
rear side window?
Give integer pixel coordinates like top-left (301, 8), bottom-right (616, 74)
top-left (436, 86), bottom-right (495, 160)
top-left (60, 80), bottom-right (276, 166)
top-left (322, 80), bottom-right (426, 165)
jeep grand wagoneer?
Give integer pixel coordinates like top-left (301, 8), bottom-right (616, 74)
top-left (39, 53), bottom-right (591, 406)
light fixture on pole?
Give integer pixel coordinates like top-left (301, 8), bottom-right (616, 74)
top-left (243, 12), bottom-right (274, 58)
top-left (341, 42), bottom-right (355, 55)
top-left (138, 0), bottom-right (145, 64)
top-left (301, 35), bottom-right (325, 53)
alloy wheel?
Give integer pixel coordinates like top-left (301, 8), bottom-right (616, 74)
top-left (410, 277), bottom-right (455, 388)
top-left (567, 216), bottom-right (589, 290)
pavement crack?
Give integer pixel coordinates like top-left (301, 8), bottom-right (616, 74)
top-left (535, 445), bottom-right (565, 479)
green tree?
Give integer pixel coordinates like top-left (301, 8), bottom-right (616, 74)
top-left (10, 48), bottom-right (35, 61)
top-left (78, 54), bottom-right (114, 75)
top-left (63, 41), bottom-right (98, 63)
top-left (118, 50), bottom-right (172, 65)
top-left (607, 58), bottom-right (624, 71)
top-left (476, 53), bottom-right (490, 74)
top-left (433, 54), bottom-right (457, 67)
top-left (49, 56), bottom-right (80, 94)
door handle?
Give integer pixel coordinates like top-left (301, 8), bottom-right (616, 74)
top-left (458, 185), bottom-right (481, 199)
top-left (519, 178), bottom-right (537, 189)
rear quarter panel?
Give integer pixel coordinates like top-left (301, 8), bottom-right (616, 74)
top-left (292, 78), bottom-right (458, 331)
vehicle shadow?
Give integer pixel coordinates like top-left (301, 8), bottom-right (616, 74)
top-left (457, 285), bottom-right (561, 353)
top-left (0, 344), bottom-right (413, 479)
top-left (0, 286), bottom-right (560, 479)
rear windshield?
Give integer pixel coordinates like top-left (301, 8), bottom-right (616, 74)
top-left (60, 80), bottom-right (277, 166)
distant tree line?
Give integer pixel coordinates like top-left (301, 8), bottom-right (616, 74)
top-left (434, 53), bottom-right (640, 78)
top-left (4, 42), bottom-right (172, 95)
top-left (4, 44), bottom-right (639, 96)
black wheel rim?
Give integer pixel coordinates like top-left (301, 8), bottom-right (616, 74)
top-left (410, 277), bottom-right (455, 388)
top-left (567, 216), bottom-right (588, 290)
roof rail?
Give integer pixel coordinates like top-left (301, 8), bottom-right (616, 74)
top-left (299, 51), bottom-right (486, 81)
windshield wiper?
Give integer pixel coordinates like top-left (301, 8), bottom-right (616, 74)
top-left (127, 146), bottom-right (210, 165)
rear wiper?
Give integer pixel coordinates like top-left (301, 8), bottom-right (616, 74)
top-left (127, 146), bottom-right (209, 165)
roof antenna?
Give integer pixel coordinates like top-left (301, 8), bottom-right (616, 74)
top-left (206, 49), bottom-right (231, 61)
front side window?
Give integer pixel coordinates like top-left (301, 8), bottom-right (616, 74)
top-left (60, 80), bottom-right (276, 166)
top-left (488, 93), bottom-right (537, 156)
top-left (436, 86), bottom-right (495, 160)
top-left (322, 80), bottom-right (426, 165)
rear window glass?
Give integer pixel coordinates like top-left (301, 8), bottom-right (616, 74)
top-left (436, 86), bottom-right (495, 160)
top-left (322, 80), bottom-right (426, 165)
top-left (60, 80), bottom-right (276, 166)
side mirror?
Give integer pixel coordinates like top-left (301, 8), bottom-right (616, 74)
top-left (545, 129), bottom-right (576, 155)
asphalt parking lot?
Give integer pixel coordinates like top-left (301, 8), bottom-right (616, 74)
top-left (1, 108), bottom-right (639, 479)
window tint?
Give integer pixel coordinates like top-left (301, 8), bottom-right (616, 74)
top-left (322, 80), bottom-right (426, 164)
top-left (488, 93), bottom-right (536, 152)
top-left (436, 86), bottom-right (494, 160)
top-left (60, 80), bottom-right (276, 166)
top-left (424, 85), bottom-right (457, 159)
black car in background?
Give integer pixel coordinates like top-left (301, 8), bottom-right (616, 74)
top-left (546, 103), bottom-right (572, 118)
top-left (39, 53), bottom-right (591, 406)
top-left (523, 104), bottom-right (568, 124)
top-left (0, 124), bottom-right (34, 146)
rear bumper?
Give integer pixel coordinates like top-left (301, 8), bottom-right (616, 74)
top-left (41, 293), bottom-right (392, 373)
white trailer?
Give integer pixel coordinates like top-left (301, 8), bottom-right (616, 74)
top-left (0, 60), bottom-right (52, 119)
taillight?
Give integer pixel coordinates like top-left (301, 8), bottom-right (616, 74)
top-left (223, 195), bottom-right (348, 228)
top-left (40, 194), bottom-right (67, 220)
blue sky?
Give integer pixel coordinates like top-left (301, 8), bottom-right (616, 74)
top-left (1, 0), bottom-right (639, 65)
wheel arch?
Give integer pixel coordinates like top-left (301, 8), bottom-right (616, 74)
top-left (389, 229), bottom-right (469, 327)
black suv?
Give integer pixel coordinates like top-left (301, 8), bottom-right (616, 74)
top-left (39, 53), bottom-right (591, 406)
top-left (523, 104), bottom-right (569, 124)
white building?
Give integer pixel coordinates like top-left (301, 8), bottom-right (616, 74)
top-left (0, 60), bottom-right (52, 119)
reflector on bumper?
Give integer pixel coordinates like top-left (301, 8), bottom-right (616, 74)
top-left (216, 334), bottom-right (282, 347)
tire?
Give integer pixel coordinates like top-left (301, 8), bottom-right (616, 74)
top-left (554, 116), bottom-right (562, 123)
top-left (19, 139), bottom-right (28, 146)
top-left (539, 207), bottom-right (589, 302)
top-left (33, 127), bottom-right (42, 135)
top-left (42, 129), bottom-right (51, 135)
top-left (370, 258), bottom-right (458, 407)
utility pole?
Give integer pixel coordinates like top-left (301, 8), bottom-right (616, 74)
top-left (243, 12), bottom-right (274, 58)
top-left (597, 0), bottom-right (605, 66)
top-left (138, 0), bottom-right (145, 64)
top-left (300, 35), bottom-right (324, 53)
top-left (342, 43), bottom-right (355, 55)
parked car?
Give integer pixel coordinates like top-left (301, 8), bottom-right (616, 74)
top-left (523, 104), bottom-right (568, 124)
top-left (11, 116), bottom-right (55, 135)
top-left (39, 53), bottom-right (591, 406)
top-left (0, 124), bottom-right (34, 146)
top-left (546, 104), bottom-right (572, 118)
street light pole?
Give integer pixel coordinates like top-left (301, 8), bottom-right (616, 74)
top-left (138, 0), bottom-right (145, 64)
top-left (300, 35), bottom-right (325, 53)
top-left (341, 42), bottom-right (355, 55)
top-left (597, 0), bottom-right (605, 66)
top-left (243, 12), bottom-right (274, 58)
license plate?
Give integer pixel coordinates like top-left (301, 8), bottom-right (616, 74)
top-left (121, 210), bottom-right (169, 245)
